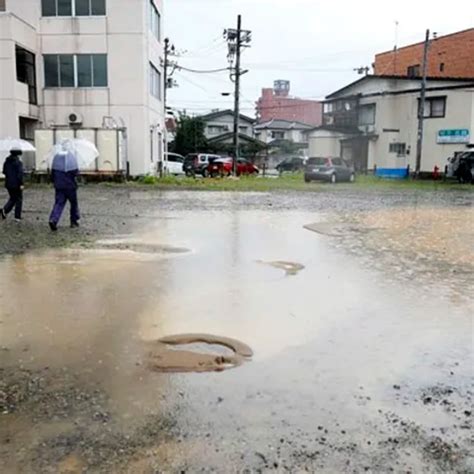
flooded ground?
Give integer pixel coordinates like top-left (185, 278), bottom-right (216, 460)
top-left (0, 187), bottom-right (473, 472)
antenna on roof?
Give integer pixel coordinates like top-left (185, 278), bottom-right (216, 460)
top-left (394, 20), bottom-right (399, 74)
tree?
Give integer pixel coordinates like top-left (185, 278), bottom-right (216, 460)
top-left (170, 115), bottom-right (208, 156)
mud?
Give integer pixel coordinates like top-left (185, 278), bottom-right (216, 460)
top-left (94, 239), bottom-right (190, 255)
top-left (146, 334), bottom-right (253, 373)
top-left (257, 260), bottom-right (305, 275)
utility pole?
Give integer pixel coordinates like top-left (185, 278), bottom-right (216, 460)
top-left (415, 29), bottom-right (430, 177)
top-left (163, 38), bottom-right (177, 177)
top-left (225, 15), bottom-right (251, 176)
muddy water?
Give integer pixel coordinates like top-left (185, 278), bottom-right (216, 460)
top-left (1, 207), bottom-right (473, 472)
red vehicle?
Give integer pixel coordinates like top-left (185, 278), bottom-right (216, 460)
top-left (207, 158), bottom-right (259, 177)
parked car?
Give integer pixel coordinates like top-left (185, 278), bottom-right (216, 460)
top-left (456, 152), bottom-right (474, 183)
top-left (304, 157), bottom-right (355, 183)
top-left (183, 153), bottom-right (222, 177)
top-left (207, 158), bottom-right (259, 177)
top-left (164, 152), bottom-right (184, 175)
top-left (276, 157), bottom-right (305, 173)
top-left (446, 151), bottom-right (474, 183)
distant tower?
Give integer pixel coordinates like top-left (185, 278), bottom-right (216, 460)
top-left (274, 80), bottom-right (290, 97)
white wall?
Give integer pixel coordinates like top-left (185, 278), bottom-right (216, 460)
top-left (0, 12), bottom-right (39, 137)
top-left (308, 130), bottom-right (348, 157)
top-left (365, 89), bottom-right (474, 171)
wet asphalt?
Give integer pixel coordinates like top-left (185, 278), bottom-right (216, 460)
top-left (0, 185), bottom-right (473, 473)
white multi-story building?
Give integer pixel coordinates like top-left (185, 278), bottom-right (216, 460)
top-left (0, 0), bottom-right (165, 176)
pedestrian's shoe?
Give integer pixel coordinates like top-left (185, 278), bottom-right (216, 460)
top-left (0, 209), bottom-right (5, 220)
top-left (14, 218), bottom-right (22, 223)
top-left (49, 222), bottom-right (58, 232)
top-left (70, 221), bottom-right (80, 228)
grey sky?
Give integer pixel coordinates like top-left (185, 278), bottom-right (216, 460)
top-left (166, 0), bottom-right (474, 116)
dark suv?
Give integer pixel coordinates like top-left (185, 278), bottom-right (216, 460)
top-left (447, 151), bottom-right (474, 183)
top-left (304, 157), bottom-right (355, 183)
top-left (276, 157), bottom-right (305, 173)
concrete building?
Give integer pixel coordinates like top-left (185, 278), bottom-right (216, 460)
top-left (374, 28), bottom-right (474, 79)
top-left (306, 75), bottom-right (474, 174)
top-left (256, 80), bottom-right (322, 127)
top-left (0, 0), bottom-right (165, 176)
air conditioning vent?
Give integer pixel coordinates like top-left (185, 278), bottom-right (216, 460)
top-left (68, 113), bottom-right (83, 126)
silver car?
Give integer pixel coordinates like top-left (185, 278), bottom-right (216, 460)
top-left (304, 157), bottom-right (355, 183)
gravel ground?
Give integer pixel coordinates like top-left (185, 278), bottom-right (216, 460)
top-left (0, 185), bottom-right (473, 473)
top-left (0, 184), bottom-right (472, 256)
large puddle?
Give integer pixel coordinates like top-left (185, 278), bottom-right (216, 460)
top-left (1, 206), bottom-right (472, 472)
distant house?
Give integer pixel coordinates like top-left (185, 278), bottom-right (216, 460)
top-left (254, 119), bottom-right (313, 151)
top-left (306, 75), bottom-right (474, 174)
top-left (199, 109), bottom-right (255, 140)
top-left (198, 109), bottom-right (266, 157)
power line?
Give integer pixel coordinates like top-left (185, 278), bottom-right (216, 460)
top-left (177, 65), bottom-right (230, 74)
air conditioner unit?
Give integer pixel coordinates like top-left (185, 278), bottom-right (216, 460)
top-left (68, 112), bottom-right (83, 126)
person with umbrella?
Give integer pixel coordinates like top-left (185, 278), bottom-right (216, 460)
top-left (48, 141), bottom-right (81, 231)
top-left (1, 148), bottom-right (24, 222)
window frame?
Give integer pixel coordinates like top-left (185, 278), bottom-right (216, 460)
top-left (44, 53), bottom-right (108, 88)
top-left (16, 46), bottom-right (38, 105)
top-left (41, 0), bottom-right (106, 17)
top-left (149, 62), bottom-right (162, 100)
top-left (407, 64), bottom-right (421, 77)
top-left (418, 96), bottom-right (447, 119)
top-left (149, 0), bottom-right (161, 41)
top-left (358, 103), bottom-right (376, 126)
top-left (389, 142), bottom-right (407, 157)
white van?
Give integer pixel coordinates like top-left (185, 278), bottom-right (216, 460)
top-left (164, 153), bottom-right (185, 175)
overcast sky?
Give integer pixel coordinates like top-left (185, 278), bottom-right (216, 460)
top-left (165, 0), bottom-right (473, 117)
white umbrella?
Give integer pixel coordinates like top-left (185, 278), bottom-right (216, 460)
top-left (48, 139), bottom-right (99, 170)
top-left (0, 138), bottom-right (36, 162)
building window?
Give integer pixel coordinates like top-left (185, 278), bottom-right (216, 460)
top-left (150, 63), bottom-right (161, 100)
top-left (389, 142), bottom-right (406, 156)
top-left (0, 0), bottom-right (6, 12)
top-left (407, 64), bottom-right (421, 77)
top-left (44, 54), bottom-right (107, 87)
top-left (77, 54), bottom-right (107, 86)
top-left (16, 46), bottom-right (37, 105)
top-left (76, 0), bottom-right (106, 16)
top-left (239, 126), bottom-right (248, 134)
top-left (41, 0), bottom-right (105, 16)
top-left (271, 131), bottom-right (285, 140)
top-left (358, 104), bottom-right (376, 126)
top-left (323, 102), bottom-right (333, 113)
top-left (149, 1), bottom-right (161, 41)
top-left (42, 0), bottom-right (72, 16)
top-left (419, 96), bottom-right (446, 118)
top-left (208, 125), bottom-right (228, 135)
top-left (439, 62), bottom-right (445, 72)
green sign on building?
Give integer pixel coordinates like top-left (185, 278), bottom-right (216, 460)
top-left (437, 129), bottom-right (470, 144)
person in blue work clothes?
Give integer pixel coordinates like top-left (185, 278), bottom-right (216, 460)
top-left (49, 148), bottom-right (80, 231)
top-left (1, 148), bottom-right (24, 222)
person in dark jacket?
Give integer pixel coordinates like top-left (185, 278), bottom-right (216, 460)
top-left (1, 149), bottom-right (24, 222)
top-left (48, 152), bottom-right (80, 231)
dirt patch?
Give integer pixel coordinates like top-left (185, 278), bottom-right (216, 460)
top-left (257, 260), bottom-right (305, 276)
top-left (146, 334), bottom-right (253, 373)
